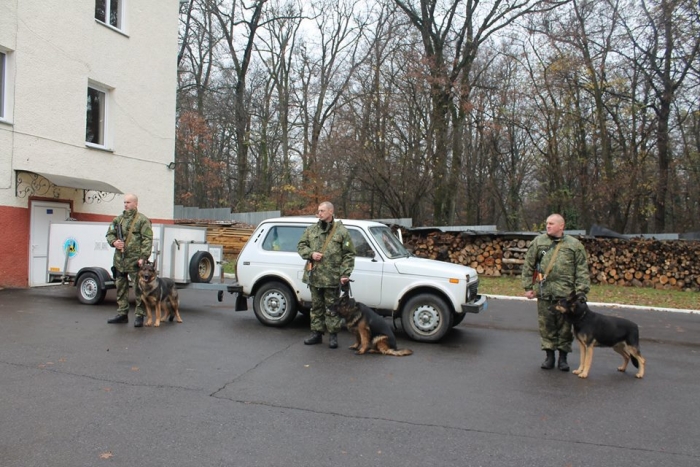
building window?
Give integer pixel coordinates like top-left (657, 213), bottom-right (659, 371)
top-left (95, 0), bottom-right (122, 29)
top-left (0, 48), bottom-right (13, 122)
top-left (0, 51), bottom-right (5, 119)
top-left (86, 83), bottom-right (109, 147)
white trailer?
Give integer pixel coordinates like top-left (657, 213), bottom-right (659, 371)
top-left (47, 221), bottom-right (241, 304)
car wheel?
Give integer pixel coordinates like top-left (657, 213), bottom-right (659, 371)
top-left (401, 293), bottom-right (453, 342)
top-left (77, 272), bottom-right (107, 305)
top-left (189, 251), bottom-right (215, 283)
top-left (253, 281), bottom-right (298, 327)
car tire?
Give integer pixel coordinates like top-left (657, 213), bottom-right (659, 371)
top-left (451, 312), bottom-right (466, 327)
top-left (253, 281), bottom-right (298, 327)
top-left (189, 251), bottom-right (215, 283)
top-left (401, 293), bottom-right (453, 342)
top-left (77, 272), bottom-right (107, 305)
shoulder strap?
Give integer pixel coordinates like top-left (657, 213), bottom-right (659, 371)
top-left (319, 221), bottom-right (339, 254)
top-left (543, 237), bottom-right (565, 278)
top-left (123, 212), bottom-right (140, 247)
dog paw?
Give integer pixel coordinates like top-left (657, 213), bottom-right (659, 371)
top-left (572, 369), bottom-right (582, 375)
top-left (577, 373), bottom-right (588, 379)
top-left (617, 366), bottom-right (626, 372)
top-left (175, 318), bottom-right (183, 323)
top-left (635, 373), bottom-right (644, 379)
top-left (154, 321), bottom-right (160, 327)
top-left (144, 321), bottom-right (152, 327)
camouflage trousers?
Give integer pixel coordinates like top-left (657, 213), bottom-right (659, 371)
top-left (308, 285), bottom-right (342, 334)
top-left (115, 270), bottom-right (145, 317)
top-left (537, 298), bottom-right (573, 353)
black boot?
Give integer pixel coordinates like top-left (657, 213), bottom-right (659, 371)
top-left (304, 331), bottom-right (323, 345)
top-left (558, 351), bottom-right (570, 372)
top-left (541, 349), bottom-right (555, 369)
top-left (134, 316), bottom-right (144, 328)
top-left (107, 314), bottom-right (128, 324)
top-left (329, 333), bottom-right (338, 349)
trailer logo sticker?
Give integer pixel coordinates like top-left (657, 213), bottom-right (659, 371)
top-left (63, 238), bottom-right (78, 257)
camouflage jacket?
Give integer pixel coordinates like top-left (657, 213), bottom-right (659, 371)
top-left (105, 209), bottom-right (153, 273)
top-left (297, 219), bottom-right (356, 288)
top-left (521, 233), bottom-right (591, 299)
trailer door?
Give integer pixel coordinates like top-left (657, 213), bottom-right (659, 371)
top-left (30, 201), bottom-right (70, 286)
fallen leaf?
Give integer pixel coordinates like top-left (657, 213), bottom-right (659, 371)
top-left (99, 451), bottom-right (113, 459)
top-left (131, 367), bottom-right (139, 371)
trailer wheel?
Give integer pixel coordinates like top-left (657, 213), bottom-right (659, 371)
top-left (189, 251), bottom-right (215, 283)
top-left (77, 272), bottom-right (107, 305)
top-left (253, 281), bottom-right (298, 327)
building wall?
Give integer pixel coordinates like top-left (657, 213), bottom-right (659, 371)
top-left (0, 0), bottom-right (179, 288)
top-left (0, 206), bottom-right (30, 288)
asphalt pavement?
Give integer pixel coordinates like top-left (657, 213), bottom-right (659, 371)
top-left (1, 285), bottom-right (699, 467)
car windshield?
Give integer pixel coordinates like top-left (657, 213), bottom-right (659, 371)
top-left (369, 226), bottom-right (409, 259)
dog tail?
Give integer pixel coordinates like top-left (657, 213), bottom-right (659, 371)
top-left (373, 336), bottom-right (413, 356)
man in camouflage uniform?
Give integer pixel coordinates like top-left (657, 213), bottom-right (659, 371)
top-left (105, 194), bottom-right (153, 328)
top-left (297, 201), bottom-right (355, 349)
top-left (521, 214), bottom-right (590, 371)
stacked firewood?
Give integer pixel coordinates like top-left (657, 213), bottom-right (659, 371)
top-left (175, 221), bottom-right (253, 258)
top-left (403, 231), bottom-right (700, 291)
top-left (176, 222), bottom-right (699, 290)
top-left (581, 237), bottom-right (700, 290)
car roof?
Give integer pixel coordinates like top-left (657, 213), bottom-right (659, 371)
top-left (258, 217), bottom-right (388, 229)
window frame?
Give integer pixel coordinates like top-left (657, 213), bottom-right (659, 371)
top-left (85, 81), bottom-right (112, 150)
top-left (0, 48), bottom-right (14, 123)
top-left (94, 0), bottom-right (126, 32)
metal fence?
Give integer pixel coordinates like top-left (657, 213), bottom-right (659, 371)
top-left (174, 206), bottom-right (280, 226)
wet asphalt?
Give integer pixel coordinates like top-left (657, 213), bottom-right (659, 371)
top-left (1, 285), bottom-right (699, 467)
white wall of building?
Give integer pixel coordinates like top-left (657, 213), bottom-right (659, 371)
top-left (0, 0), bottom-right (179, 219)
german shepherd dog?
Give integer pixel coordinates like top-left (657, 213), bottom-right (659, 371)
top-left (332, 285), bottom-right (412, 356)
top-left (550, 292), bottom-right (645, 379)
top-left (138, 262), bottom-right (182, 327)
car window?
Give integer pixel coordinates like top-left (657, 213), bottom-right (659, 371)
top-left (348, 228), bottom-right (374, 258)
top-left (369, 226), bottom-right (408, 258)
top-left (262, 226), bottom-right (306, 252)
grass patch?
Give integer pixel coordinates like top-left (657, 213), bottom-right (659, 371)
top-left (480, 276), bottom-right (698, 310)
top-left (221, 254), bottom-right (696, 310)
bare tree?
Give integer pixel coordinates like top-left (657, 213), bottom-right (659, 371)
top-left (621, 0), bottom-right (700, 231)
top-left (392, 0), bottom-right (568, 225)
top-left (209, 0), bottom-right (270, 209)
top-left (294, 0), bottom-right (370, 204)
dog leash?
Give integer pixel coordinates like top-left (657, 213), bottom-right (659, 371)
top-left (340, 278), bottom-right (354, 297)
top-left (340, 279), bottom-right (400, 331)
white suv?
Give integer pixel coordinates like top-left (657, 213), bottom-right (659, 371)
top-left (234, 217), bottom-right (487, 342)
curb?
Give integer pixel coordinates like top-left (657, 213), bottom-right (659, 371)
top-left (484, 294), bottom-right (698, 315)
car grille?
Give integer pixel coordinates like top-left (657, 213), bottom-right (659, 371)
top-left (467, 280), bottom-right (479, 302)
